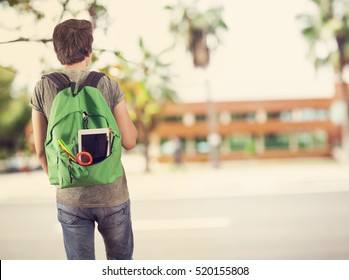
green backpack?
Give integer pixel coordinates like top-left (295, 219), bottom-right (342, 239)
top-left (43, 71), bottom-right (123, 188)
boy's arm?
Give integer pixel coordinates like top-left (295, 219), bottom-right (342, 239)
top-left (113, 99), bottom-right (138, 150)
top-left (32, 109), bottom-right (48, 174)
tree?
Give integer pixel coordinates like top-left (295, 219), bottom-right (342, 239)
top-left (0, 67), bottom-right (31, 159)
top-left (166, 0), bottom-right (228, 68)
top-left (0, 0), bottom-right (109, 162)
top-left (297, 0), bottom-right (349, 160)
top-left (102, 38), bottom-right (177, 172)
top-left (297, 0), bottom-right (349, 92)
top-left (0, 0), bottom-right (177, 171)
top-left (0, 0), bottom-right (108, 45)
top-left (166, 0), bottom-right (228, 167)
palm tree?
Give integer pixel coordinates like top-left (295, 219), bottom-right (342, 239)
top-left (297, 0), bottom-right (349, 160)
top-left (166, 0), bottom-right (228, 68)
top-left (297, 0), bottom-right (349, 98)
top-left (166, 0), bottom-right (228, 167)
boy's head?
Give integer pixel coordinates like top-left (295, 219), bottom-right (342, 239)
top-left (53, 19), bottom-right (93, 65)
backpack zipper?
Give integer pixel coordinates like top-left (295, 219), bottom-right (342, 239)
top-left (82, 112), bottom-right (89, 129)
top-left (82, 113), bottom-right (110, 129)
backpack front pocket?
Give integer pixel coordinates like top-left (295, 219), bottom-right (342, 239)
top-left (57, 132), bottom-right (122, 188)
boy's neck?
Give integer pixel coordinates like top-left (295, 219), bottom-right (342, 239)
top-left (64, 55), bottom-right (91, 70)
top-left (64, 60), bottom-right (88, 70)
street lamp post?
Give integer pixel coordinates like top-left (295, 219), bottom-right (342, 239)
top-left (205, 77), bottom-right (220, 168)
top-left (192, 33), bottom-right (221, 168)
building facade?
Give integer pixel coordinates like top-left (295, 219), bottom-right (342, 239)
top-left (151, 96), bottom-right (342, 163)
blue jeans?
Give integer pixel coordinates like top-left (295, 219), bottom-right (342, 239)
top-left (57, 200), bottom-right (133, 260)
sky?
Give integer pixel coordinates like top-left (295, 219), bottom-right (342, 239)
top-left (0, 0), bottom-right (336, 102)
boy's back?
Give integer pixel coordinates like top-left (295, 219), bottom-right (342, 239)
top-left (32, 68), bottom-right (130, 207)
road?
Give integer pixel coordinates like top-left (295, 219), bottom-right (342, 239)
top-left (1, 157), bottom-right (349, 260)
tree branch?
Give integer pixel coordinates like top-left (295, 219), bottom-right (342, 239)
top-left (93, 47), bottom-right (138, 65)
top-left (58, 0), bottom-right (70, 23)
top-left (0, 37), bottom-right (52, 45)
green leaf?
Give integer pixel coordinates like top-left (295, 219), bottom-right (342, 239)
top-left (139, 37), bottom-right (144, 48)
top-left (344, 41), bottom-right (349, 60)
top-left (322, 18), bottom-right (343, 38)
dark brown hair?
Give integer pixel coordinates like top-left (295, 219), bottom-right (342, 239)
top-left (53, 19), bottom-right (93, 65)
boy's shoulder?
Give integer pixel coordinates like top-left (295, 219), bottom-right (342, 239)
top-left (44, 70), bottom-right (118, 85)
top-left (36, 70), bottom-right (121, 98)
top-left (35, 73), bottom-right (58, 93)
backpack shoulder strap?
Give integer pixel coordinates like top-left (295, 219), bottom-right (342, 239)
top-left (42, 72), bottom-right (71, 92)
top-left (82, 71), bottom-right (105, 88)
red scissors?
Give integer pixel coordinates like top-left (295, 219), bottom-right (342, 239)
top-left (75, 151), bottom-right (93, 166)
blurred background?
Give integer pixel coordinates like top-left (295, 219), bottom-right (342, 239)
top-left (1, 0), bottom-right (349, 260)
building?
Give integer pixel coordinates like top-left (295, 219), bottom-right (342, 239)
top-left (151, 95), bottom-right (342, 163)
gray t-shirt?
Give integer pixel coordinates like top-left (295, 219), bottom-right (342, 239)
top-left (31, 69), bottom-right (129, 207)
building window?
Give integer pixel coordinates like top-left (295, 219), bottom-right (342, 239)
top-left (301, 108), bottom-right (328, 121)
top-left (298, 130), bottom-right (327, 149)
top-left (265, 133), bottom-right (289, 150)
top-left (280, 111), bottom-right (292, 121)
top-left (196, 114), bottom-right (207, 122)
top-left (163, 115), bottom-right (182, 122)
top-left (195, 137), bottom-right (210, 153)
top-left (231, 112), bottom-right (255, 122)
top-left (160, 138), bottom-right (186, 154)
top-left (229, 134), bottom-right (255, 154)
top-left (267, 111), bottom-right (281, 120)
top-left (266, 111), bottom-right (291, 121)
top-left (160, 139), bottom-right (173, 155)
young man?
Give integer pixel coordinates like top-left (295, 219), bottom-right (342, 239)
top-left (31, 19), bottom-right (138, 260)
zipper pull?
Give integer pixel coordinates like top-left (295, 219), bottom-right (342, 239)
top-left (82, 112), bottom-right (89, 129)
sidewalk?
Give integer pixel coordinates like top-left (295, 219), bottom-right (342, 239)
top-left (1, 156), bottom-right (349, 204)
top-left (126, 156), bottom-right (349, 201)
top-left (1, 156), bottom-right (349, 260)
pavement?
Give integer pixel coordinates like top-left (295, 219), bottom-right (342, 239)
top-left (126, 157), bottom-right (349, 200)
top-left (1, 155), bottom-right (349, 204)
top-left (1, 155), bottom-right (349, 260)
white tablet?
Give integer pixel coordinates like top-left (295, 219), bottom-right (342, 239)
top-left (78, 128), bottom-right (111, 163)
